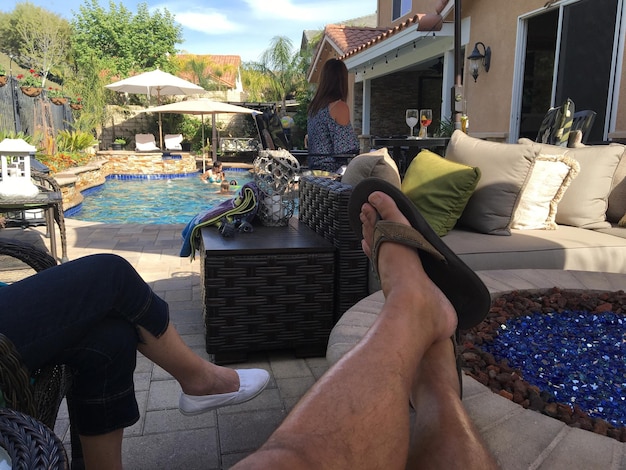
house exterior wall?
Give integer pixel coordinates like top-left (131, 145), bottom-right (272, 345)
top-left (367, 0), bottom-right (626, 140)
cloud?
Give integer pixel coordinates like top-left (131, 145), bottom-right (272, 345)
top-left (175, 11), bottom-right (243, 34)
top-left (152, 2), bottom-right (244, 35)
top-left (243, 0), bottom-right (373, 23)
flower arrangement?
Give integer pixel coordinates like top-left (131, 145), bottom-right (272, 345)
top-left (70, 95), bottom-right (82, 105)
top-left (17, 69), bottom-right (42, 88)
top-left (114, 137), bottom-right (128, 145)
top-left (0, 65), bottom-right (6, 76)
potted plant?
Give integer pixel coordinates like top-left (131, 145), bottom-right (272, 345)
top-left (0, 65), bottom-right (6, 87)
top-left (17, 69), bottom-right (43, 97)
top-left (69, 96), bottom-right (83, 110)
top-left (112, 137), bottom-right (127, 150)
top-left (47, 87), bottom-right (67, 105)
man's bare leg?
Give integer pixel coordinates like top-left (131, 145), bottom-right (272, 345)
top-left (406, 339), bottom-right (500, 469)
top-left (233, 191), bottom-right (457, 469)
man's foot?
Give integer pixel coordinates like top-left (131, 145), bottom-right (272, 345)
top-left (359, 190), bottom-right (457, 345)
top-left (349, 178), bottom-right (491, 330)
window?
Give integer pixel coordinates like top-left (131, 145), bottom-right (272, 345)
top-left (392, 0), bottom-right (411, 21)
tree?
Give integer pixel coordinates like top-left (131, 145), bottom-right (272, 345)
top-left (71, 0), bottom-right (182, 77)
top-left (176, 55), bottom-right (235, 92)
top-left (258, 36), bottom-right (307, 114)
top-left (240, 62), bottom-right (272, 102)
top-left (0, 2), bottom-right (71, 86)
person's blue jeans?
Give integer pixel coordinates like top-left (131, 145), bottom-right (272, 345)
top-left (0, 254), bottom-right (170, 435)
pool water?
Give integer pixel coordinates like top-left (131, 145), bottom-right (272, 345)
top-left (68, 170), bottom-right (254, 224)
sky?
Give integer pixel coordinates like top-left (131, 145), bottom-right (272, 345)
top-left (2, 0), bottom-right (378, 62)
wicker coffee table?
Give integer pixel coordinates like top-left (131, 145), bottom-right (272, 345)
top-left (200, 218), bottom-right (335, 364)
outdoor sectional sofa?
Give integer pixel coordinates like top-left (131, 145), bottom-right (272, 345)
top-left (298, 131), bottom-right (626, 363)
top-left (301, 131), bottom-right (626, 288)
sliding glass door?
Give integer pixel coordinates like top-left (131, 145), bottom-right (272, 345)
top-left (517, 0), bottom-right (620, 142)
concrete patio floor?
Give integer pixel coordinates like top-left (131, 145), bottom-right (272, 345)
top-left (2, 218), bottom-right (625, 469)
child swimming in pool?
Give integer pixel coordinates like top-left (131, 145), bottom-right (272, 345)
top-left (219, 180), bottom-right (231, 194)
top-left (201, 161), bottom-right (225, 183)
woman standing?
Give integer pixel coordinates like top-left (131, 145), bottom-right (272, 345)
top-left (307, 59), bottom-right (360, 172)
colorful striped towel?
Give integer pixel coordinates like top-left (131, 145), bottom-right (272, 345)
top-left (180, 182), bottom-right (260, 259)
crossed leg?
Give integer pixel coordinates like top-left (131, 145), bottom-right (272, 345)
top-left (233, 190), bottom-right (498, 469)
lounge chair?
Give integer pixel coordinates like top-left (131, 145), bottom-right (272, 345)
top-left (164, 134), bottom-right (183, 151)
top-left (134, 134), bottom-right (161, 152)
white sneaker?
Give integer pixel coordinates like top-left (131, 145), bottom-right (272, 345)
top-left (179, 369), bottom-right (270, 416)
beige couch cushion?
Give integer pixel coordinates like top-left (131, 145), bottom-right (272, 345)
top-left (341, 147), bottom-right (401, 188)
top-left (447, 131), bottom-right (537, 235)
top-left (519, 139), bottom-right (624, 229)
top-left (442, 225), bottom-right (626, 273)
top-left (511, 154), bottom-right (580, 230)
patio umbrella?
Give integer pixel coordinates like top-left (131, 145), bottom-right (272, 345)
top-left (105, 69), bottom-right (206, 149)
top-left (142, 99), bottom-right (260, 172)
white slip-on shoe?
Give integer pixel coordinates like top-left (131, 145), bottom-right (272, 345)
top-left (179, 369), bottom-right (270, 416)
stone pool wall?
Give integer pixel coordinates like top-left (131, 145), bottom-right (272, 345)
top-left (100, 151), bottom-right (197, 175)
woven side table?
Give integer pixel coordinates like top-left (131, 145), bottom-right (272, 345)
top-left (200, 218), bottom-right (335, 364)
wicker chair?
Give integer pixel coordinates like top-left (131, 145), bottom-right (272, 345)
top-left (31, 170), bottom-right (69, 262)
top-left (0, 238), bottom-right (82, 468)
top-left (0, 408), bottom-right (69, 469)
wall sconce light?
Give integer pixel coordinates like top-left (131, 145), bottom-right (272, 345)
top-left (467, 42), bottom-right (491, 82)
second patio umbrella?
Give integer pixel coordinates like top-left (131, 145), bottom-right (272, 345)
top-left (142, 99), bottom-right (260, 172)
top-left (105, 69), bottom-right (206, 149)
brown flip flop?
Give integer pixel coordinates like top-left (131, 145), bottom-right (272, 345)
top-left (348, 177), bottom-right (490, 331)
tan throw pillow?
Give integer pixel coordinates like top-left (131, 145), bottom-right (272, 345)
top-left (519, 138), bottom-right (624, 228)
top-left (446, 131), bottom-right (537, 235)
top-left (607, 146), bottom-right (626, 223)
top-left (511, 154), bottom-right (580, 230)
top-left (619, 213), bottom-right (626, 227)
top-left (341, 147), bottom-right (401, 188)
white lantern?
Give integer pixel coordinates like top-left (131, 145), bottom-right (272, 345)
top-left (0, 138), bottom-right (39, 197)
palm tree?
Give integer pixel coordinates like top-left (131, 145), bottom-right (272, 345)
top-left (259, 36), bottom-right (306, 115)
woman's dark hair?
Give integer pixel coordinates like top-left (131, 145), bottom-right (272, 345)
top-left (213, 161), bottom-right (222, 169)
top-left (308, 59), bottom-right (350, 117)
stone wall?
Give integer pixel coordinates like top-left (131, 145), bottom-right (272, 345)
top-left (353, 70), bottom-right (444, 140)
top-left (102, 151), bottom-right (197, 175)
top-left (55, 160), bottom-right (109, 211)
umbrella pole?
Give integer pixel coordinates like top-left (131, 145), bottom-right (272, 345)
top-left (202, 114), bottom-right (206, 173)
top-left (159, 113), bottom-right (164, 150)
top-left (212, 114), bottom-right (217, 162)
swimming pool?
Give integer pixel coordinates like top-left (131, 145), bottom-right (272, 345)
top-left (67, 169), bottom-right (254, 224)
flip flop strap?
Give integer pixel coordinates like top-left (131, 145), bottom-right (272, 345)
top-left (371, 221), bottom-right (446, 278)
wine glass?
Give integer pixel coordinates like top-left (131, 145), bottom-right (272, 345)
top-left (419, 109), bottom-right (433, 138)
top-left (405, 109), bottom-right (419, 138)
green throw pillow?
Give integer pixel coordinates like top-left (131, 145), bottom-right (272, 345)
top-left (401, 150), bottom-right (481, 236)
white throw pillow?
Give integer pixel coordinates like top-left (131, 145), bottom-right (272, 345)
top-left (511, 154), bottom-right (580, 230)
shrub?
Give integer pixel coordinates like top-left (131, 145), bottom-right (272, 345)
top-left (37, 152), bottom-right (92, 173)
top-left (56, 130), bottom-right (98, 153)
